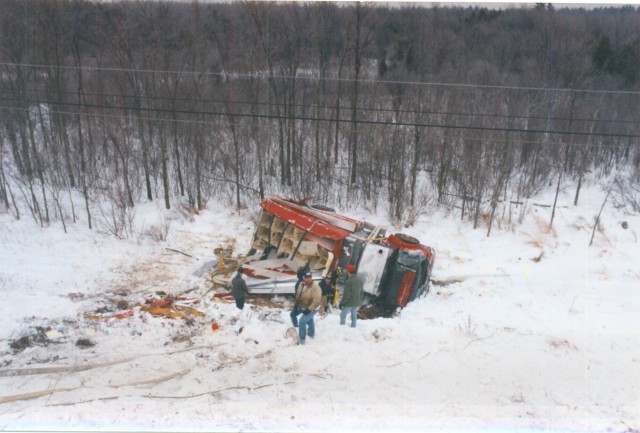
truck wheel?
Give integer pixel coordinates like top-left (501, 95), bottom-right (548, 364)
top-left (394, 233), bottom-right (419, 244)
top-left (387, 233), bottom-right (420, 249)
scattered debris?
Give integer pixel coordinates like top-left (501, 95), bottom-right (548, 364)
top-left (284, 327), bottom-right (298, 341)
top-left (140, 295), bottom-right (205, 320)
top-left (257, 310), bottom-right (286, 323)
top-left (166, 247), bottom-right (195, 259)
top-left (371, 329), bottom-right (390, 342)
top-left (192, 260), bottom-right (216, 277)
top-left (358, 302), bottom-right (397, 320)
top-left (83, 310), bottom-right (134, 321)
top-left (210, 290), bottom-right (287, 309)
top-left (210, 292), bottom-right (234, 304)
top-left (76, 339), bottom-right (95, 349)
top-left (81, 294), bottom-right (204, 323)
top-left (462, 334), bottom-right (495, 350)
top-left (207, 247), bottom-right (241, 280)
top-left (9, 337), bottom-right (32, 353)
top-left (27, 355), bottom-right (61, 365)
top-left (432, 277), bottom-right (466, 286)
top-left (549, 337), bottom-right (578, 351)
top-left (531, 251), bottom-right (544, 262)
top-left (170, 332), bottom-right (193, 344)
top-left (9, 332), bottom-right (50, 353)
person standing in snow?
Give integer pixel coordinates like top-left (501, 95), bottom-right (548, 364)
top-left (231, 267), bottom-right (249, 311)
top-left (294, 267), bottom-right (306, 294)
top-left (289, 267), bottom-right (307, 326)
top-left (339, 264), bottom-right (364, 328)
top-left (318, 274), bottom-right (333, 315)
top-left (293, 271), bottom-right (322, 345)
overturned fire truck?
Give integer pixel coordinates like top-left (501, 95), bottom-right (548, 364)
top-left (213, 196), bottom-right (435, 310)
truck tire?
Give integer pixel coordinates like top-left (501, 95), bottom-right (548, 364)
top-left (387, 233), bottom-right (420, 249)
top-left (395, 233), bottom-right (419, 244)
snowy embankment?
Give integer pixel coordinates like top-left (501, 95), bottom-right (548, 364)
top-left (0, 181), bottom-right (638, 433)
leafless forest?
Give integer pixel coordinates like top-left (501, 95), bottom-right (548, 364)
top-left (0, 1), bottom-right (639, 236)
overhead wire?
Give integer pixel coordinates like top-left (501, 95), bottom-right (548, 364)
top-left (4, 86), bottom-right (638, 128)
top-left (1, 96), bottom-right (638, 140)
top-left (0, 103), bottom-right (637, 151)
top-left (2, 61), bottom-right (640, 96)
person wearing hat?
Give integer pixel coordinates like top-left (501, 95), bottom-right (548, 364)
top-left (291, 271), bottom-right (322, 345)
top-left (339, 264), bottom-right (364, 328)
top-left (318, 273), bottom-right (334, 315)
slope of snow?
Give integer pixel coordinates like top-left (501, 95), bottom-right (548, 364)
top-left (0, 180), bottom-right (638, 433)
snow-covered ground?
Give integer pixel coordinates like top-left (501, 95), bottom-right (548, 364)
top-left (0, 179), bottom-right (638, 433)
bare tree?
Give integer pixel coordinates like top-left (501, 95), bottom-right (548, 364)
top-left (348, 2), bottom-right (376, 187)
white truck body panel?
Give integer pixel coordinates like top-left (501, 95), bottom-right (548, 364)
top-left (357, 243), bottom-right (394, 296)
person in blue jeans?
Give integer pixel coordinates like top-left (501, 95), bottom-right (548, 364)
top-left (291, 272), bottom-right (321, 345)
top-left (339, 264), bottom-right (364, 328)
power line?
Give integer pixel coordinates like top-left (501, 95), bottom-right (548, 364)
top-left (8, 87), bottom-right (639, 128)
top-left (2, 61), bottom-right (640, 96)
top-left (0, 104), bottom-right (637, 151)
top-left (1, 97), bottom-right (639, 140)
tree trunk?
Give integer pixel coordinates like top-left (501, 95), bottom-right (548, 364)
top-left (0, 145), bottom-right (9, 209)
top-left (138, 115), bottom-right (153, 201)
top-left (160, 123), bottom-right (171, 210)
top-left (172, 117), bottom-right (185, 197)
top-left (349, 2), bottom-right (364, 187)
top-left (549, 168), bottom-right (562, 229)
top-left (410, 116), bottom-right (421, 207)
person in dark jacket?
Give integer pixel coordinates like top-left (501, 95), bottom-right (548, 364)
top-left (290, 267), bottom-right (308, 326)
top-left (231, 267), bottom-right (249, 310)
top-left (318, 274), bottom-right (333, 315)
top-left (294, 267), bottom-right (306, 294)
top-left (339, 264), bottom-right (364, 328)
